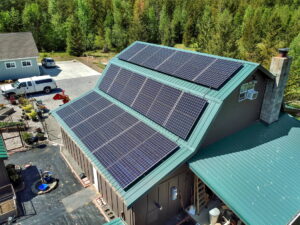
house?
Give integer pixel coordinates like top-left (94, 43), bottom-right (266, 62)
top-left (51, 42), bottom-right (300, 225)
top-left (0, 137), bottom-right (17, 224)
top-left (0, 32), bottom-right (40, 81)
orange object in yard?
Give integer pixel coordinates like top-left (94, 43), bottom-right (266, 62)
top-left (53, 90), bottom-right (70, 104)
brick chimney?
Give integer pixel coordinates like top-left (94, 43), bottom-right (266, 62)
top-left (260, 48), bottom-right (293, 124)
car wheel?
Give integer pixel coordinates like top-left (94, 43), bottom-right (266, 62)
top-left (44, 87), bottom-right (51, 94)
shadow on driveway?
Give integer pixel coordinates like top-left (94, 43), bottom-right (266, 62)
top-left (40, 66), bottom-right (62, 76)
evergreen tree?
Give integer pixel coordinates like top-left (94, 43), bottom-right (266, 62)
top-left (66, 15), bottom-right (85, 56)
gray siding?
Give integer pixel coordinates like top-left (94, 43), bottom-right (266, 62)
top-left (0, 57), bottom-right (40, 81)
top-left (132, 165), bottom-right (193, 225)
top-left (0, 160), bottom-right (10, 187)
top-left (202, 70), bottom-right (268, 147)
top-left (61, 129), bottom-right (134, 225)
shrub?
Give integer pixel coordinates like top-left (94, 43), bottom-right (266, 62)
top-left (22, 104), bottom-right (33, 112)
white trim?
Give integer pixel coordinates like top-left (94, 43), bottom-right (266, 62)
top-left (93, 167), bottom-right (99, 192)
top-left (0, 56), bottom-right (38, 62)
top-left (5, 61), bottom-right (16, 69)
top-left (21, 60), bottom-right (32, 67)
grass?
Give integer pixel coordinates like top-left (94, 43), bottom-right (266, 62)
top-left (39, 52), bottom-right (75, 62)
top-left (174, 43), bottom-right (197, 51)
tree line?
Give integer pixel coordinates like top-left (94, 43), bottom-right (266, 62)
top-left (0, 0), bottom-right (299, 101)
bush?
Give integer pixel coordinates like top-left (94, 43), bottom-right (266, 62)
top-left (21, 132), bottom-right (33, 144)
top-left (22, 104), bottom-right (33, 112)
top-left (0, 121), bottom-right (24, 128)
top-left (27, 110), bottom-right (38, 121)
top-left (18, 97), bottom-right (29, 106)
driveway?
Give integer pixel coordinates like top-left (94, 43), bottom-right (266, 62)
top-left (6, 146), bottom-right (106, 225)
top-left (40, 61), bottom-right (101, 80)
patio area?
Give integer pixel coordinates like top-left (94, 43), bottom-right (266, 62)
top-left (5, 145), bottom-right (106, 225)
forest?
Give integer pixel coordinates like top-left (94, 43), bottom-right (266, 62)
top-left (0, 0), bottom-right (299, 102)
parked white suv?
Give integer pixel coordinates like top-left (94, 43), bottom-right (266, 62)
top-left (1, 75), bottom-right (57, 97)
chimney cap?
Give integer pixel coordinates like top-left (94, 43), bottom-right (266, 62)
top-left (278, 48), bottom-right (289, 57)
top-left (278, 48), bottom-right (289, 54)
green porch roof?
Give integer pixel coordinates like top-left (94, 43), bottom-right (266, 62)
top-left (189, 114), bottom-right (300, 225)
top-left (104, 218), bottom-right (127, 225)
top-left (0, 136), bottom-right (8, 159)
top-left (52, 42), bottom-right (273, 207)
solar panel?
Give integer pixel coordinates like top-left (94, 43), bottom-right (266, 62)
top-left (56, 105), bottom-right (75, 119)
top-left (82, 130), bottom-right (106, 152)
top-left (113, 113), bottom-right (138, 129)
top-left (106, 132), bottom-right (178, 188)
top-left (83, 91), bottom-right (102, 103)
top-left (77, 104), bottom-right (98, 118)
top-left (98, 65), bottom-right (120, 92)
top-left (56, 91), bottom-right (179, 189)
top-left (129, 45), bottom-right (160, 65)
top-left (156, 85), bottom-right (182, 107)
top-left (157, 51), bottom-right (193, 75)
top-left (64, 113), bottom-right (83, 128)
top-left (142, 48), bottom-right (175, 69)
top-left (194, 59), bottom-right (243, 89)
top-left (132, 93), bottom-right (154, 115)
top-left (117, 43), bottom-right (244, 90)
top-left (72, 122), bottom-right (94, 138)
top-left (147, 101), bottom-right (172, 125)
top-left (173, 55), bottom-right (215, 80)
top-left (164, 93), bottom-right (208, 139)
top-left (118, 43), bottom-right (147, 61)
top-left (140, 79), bottom-right (162, 98)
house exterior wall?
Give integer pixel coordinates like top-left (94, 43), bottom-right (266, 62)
top-left (132, 165), bottom-right (194, 225)
top-left (0, 57), bottom-right (40, 81)
top-left (202, 70), bottom-right (268, 147)
top-left (0, 160), bottom-right (9, 187)
top-left (61, 129), bottom-right (135, 225)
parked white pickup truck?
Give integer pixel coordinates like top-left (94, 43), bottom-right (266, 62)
top-left (1, 75), bottom-right (57, 97)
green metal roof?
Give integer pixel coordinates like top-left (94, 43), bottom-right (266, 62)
top-left (0, 136), bottom-right (8, 159)
top-left (52, 42), bottom-right (272, 207)
top-left (104, 218), bottom-right (127, 225)
top-left (189, 114), bottom-right (300, 225)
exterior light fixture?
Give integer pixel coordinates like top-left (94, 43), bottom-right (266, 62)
top-left (170, 186), bottom-right (178, 200)
top-left (154, 202), bottom-right (163, 211)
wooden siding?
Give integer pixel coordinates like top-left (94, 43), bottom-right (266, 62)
top-left (61, 129), bottom-right (134, 225)
top-left (0, 160), bottom-right (9, 187)
top-left (0, 57), bottom-right (40, 81)
top-left (201, 70), bottom-right (268, 147)
top-left (132, 165), bottom-right (194, 225)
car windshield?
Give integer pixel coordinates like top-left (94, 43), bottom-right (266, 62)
top-left (47, 59), bottom-right (54, 62)
top-left (12, 81), bottom-right (20, 88)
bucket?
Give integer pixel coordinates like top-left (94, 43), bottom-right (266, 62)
top-left (209, 208), bottom-right (220, 225)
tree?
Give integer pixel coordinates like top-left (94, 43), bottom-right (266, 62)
top-left (66, 15), bottom-right (85, 56)
top-left (286, 33), bottom-right (300, 101)
top-left (0, 8), bottom-right (21, 32)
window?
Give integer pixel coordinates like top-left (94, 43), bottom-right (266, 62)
top-left (239, 80), bottom-right (258, 102)
top-left (35, 79), bottom-right (53, 85)
top-left (19, 82), bottom-right (26, 88)
top-left (5, 62), bottom-right (16, 69)
top-left (27, 81), bottom-right (32, 86)
top-left (22, 60), bottom-right (32, 67)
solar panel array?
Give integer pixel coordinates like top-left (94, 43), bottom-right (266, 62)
top-left (99, 66), bottom-right (208, 140)
top-left (118, 42), bottom-right (243, 90)
top-left (56, 91), bottom-right (178, 189)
